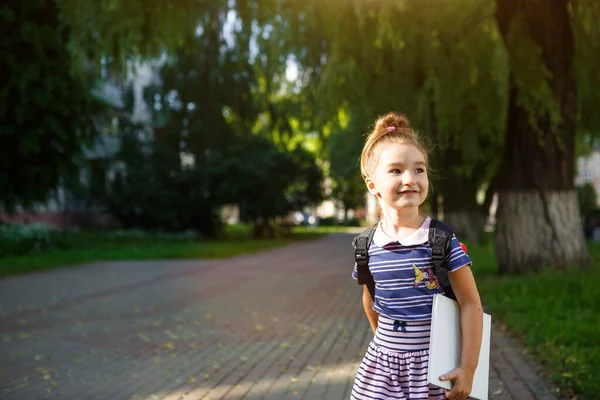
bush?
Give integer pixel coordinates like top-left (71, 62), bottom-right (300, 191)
top-left (100, 117), bottom-right (322, 239)
top-left (346, 217), bottom-right (362, 227)
top-left (0, 223), bottom-right (69, 257)
top-left (319, 217), bottom-right (338, 226)
top-left (0, 225), bottom-right (205, 259)
top-left (104, 229), bottom-right (200, 241)
top-left (212, 135), bottom-right (324, 235)
top-left (102, 128), bottom-right (222, 237)
top-left (577, 183), bottom-right (598, 218)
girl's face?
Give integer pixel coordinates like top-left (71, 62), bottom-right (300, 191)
top-left (367, 141), bottom-right (429, 211)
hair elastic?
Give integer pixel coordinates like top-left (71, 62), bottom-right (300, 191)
top-left (386, 126), bottom-right (396, 132)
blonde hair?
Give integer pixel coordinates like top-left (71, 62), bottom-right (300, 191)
top-left (359, 112), bottom-right (430, 180)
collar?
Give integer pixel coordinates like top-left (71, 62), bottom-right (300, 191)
top-left (372, 216), bottom-right (431, 247)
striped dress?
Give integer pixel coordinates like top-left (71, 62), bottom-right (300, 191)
top-left (351, 217), bottom-right (471, 400)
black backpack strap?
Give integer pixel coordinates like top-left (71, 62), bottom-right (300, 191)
top-left (429, 219), bottom-right (457, 300)
top-left (352, 225), bottom-right (377, 301)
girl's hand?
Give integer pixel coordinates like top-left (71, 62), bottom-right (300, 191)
top-left (439, 366), bottom-right (474, 400)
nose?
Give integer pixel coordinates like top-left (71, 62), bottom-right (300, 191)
top-left (402, 170), bottom-right (416, 186)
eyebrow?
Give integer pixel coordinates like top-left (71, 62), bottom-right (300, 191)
top-left (386, 161), bottom-right (426, 167)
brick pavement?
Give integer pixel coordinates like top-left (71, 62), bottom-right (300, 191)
top-left (0, 233), bottom-right (562, 400)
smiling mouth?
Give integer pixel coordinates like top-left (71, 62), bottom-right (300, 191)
top-left (399, 191), bottom-right (419, 194)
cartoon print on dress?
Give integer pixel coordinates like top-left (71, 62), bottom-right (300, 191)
top-left (425, 266), bottom-right (439, 290)
top-left (412, 264), bottom-right (423, 287)
top-left (412, 264), bottom-right (439, 290)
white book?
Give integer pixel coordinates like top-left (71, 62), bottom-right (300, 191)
top-left (427, 294), bottom-right (492, 400)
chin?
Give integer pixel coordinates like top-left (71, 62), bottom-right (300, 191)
top-left (393, 203), bottom-right (420, 209)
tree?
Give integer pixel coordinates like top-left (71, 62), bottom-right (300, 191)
top-left (210, 135), bottom-right (323, 238)
top-left (493, 0), bottom-right (590, 272)
top-left (0, 1), bottom-right (99, 208)
top-left (576, 183), bottom-right (597, 219)
top-left (327, 121), bottom-right (371, 222)
top-left (421, 1), bottom-right (506, 243)
top-left (103, 119), bottom-right (223, 236)
top-left (56, 0), bottom-right (204, 69)
top-left (0, 0), bottom-right (222, 208)
top-left (287, 0), bottom-right (506, 241)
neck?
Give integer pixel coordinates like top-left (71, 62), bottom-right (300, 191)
top-left (379, 205), bottom-right (424, 237)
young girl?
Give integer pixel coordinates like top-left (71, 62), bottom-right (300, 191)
top-left (351, 112), bottom-right (483, 400)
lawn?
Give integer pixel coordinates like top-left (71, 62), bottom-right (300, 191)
top-left (468, 240), bottom-right (600, 400)
top-left (0, 224), bottom-right (328, 277)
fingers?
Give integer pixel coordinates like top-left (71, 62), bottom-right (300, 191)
top-left (444, 388), bottom-right (470, 400)
top-left (440, 368), bottom-right (471, 400)
top-left (439, 367), bottom-right (459, 381)
top-left (439, 372), bottom-right (456, 381)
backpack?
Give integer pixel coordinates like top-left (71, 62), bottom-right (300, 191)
top-left (352, 218), bottom-right (457, 301)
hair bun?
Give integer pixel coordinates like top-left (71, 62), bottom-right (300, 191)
top-left (375, 112), bottom-right (411, 131)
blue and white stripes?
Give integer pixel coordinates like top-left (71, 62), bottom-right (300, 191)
top-left (351, 218), bottom-right (472, 399)
top-left (351, 316), bottom-right (446, 399)
top-left (372, 316), bottom-right (432, 353)
top-left (351, 217), bottom-right (471, 321)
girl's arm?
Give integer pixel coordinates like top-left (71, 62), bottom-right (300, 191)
top-left (362, 285), bottom-right (379, 333)
top-left (440, 265), bottom-right (483, 400)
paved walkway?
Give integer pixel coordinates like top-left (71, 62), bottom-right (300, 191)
top-left (0, 233), bottom-right (561, 400)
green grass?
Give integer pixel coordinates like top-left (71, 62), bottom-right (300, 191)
top-left (468, 240), bottom-right (600, 400)
top-left (0, 225), bottom-right (327, 277)
top-left (293, 225), bottom-right (363, 233)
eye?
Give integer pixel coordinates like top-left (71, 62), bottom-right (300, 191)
top-left (415, 168), bottom-right (425, 174)
top-left (390, 169), bottom-right (402, 174)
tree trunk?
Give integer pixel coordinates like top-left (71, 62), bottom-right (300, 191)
top-left (495, 191), bottom-right (588, 273)
top-left (444, 211), bottom-right (486, 245)
top-left (429, 194), bottom-right (439, 220)
top-left (439, 171), bottom-right (487, 245)
top-left (343, 203), bottom-right (349, 224)
top-left (252, 219), bottom-right (274, 239)
top-left (494, 0), bottom-right (589, 273)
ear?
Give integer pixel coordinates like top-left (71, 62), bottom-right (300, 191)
top-left (365, 177), bottom-right (379, 197)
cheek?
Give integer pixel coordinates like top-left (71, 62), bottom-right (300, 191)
top-left (419, 179), bottom-right (429, 194)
